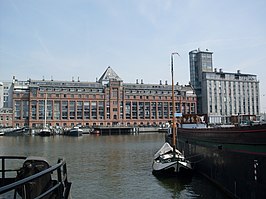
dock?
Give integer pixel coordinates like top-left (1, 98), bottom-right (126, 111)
top-left (91, 126), bottom-right (161, 135)
top-left (91, 126), bottom-right (134, 135)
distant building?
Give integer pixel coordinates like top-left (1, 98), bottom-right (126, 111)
top-left (0, 81), bottom-right (13, 127)
top-left (11, 67), bottom-right (197, 128)
top-left (0, 81), bottom-right (13, 109)
top-left (189, 49), bottom-right (260, 124)
top-left (0, 108), bottom-right (13, 127)
top-left (189, 48), bottom-right (213, 114)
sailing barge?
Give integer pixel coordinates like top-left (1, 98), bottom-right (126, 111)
top-left (170, 115), bottom-right (266, 199)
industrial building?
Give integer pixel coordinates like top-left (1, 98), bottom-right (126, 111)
top-left (9, 67), bottom-right (196, 128)
top-left (189, 49), bottom-right (260, 124)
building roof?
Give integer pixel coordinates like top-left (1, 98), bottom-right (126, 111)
top-left (98, 66), bottom-right (122, 83)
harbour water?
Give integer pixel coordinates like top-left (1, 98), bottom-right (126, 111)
top-left (0, 133), bottom-right (229, 199)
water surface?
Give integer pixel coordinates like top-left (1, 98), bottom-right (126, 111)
top-left (0, 133), bottom-right (229, 199)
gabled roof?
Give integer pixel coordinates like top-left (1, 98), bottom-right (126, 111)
top-left (98, 66), bottom-right (122, 83)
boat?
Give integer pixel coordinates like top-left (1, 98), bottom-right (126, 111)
top-left (39, 126), bottom-right (52, 136)
top-left (3, 127), bottom-right (30, 136)
top-left (168, 114), bottom-right (266, 198)
top-left (90, 129), bottom-right (100, 135)
top-left (39, 94), bottom-right (52, 136)
top-left (152, 142), bottom-right (192, 176)
top-left (0, 155), bottom-right (71, 198)
top-left (65, 126), bottom-right (83, 136)
top-left (152, 52), bottom-right (192, 176)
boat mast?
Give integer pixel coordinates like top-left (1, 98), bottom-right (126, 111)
top-left (171, 52), bottom-right (179, 151)
top-left (44, 93), bottom-right (47, 128)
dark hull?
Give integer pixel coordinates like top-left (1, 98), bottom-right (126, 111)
top-left (152, 165), bottom-right (176, 177)
top-left (174, 124), bottom-right (266, 199)
top-left (4, 128), bottom-right (30, 136)
top-left (67, 130), bottom-right (82, 137)
top-left (64, 129), bottom-right (83, 136)
top-left (39, 131), bottom-right (52, 136)
top-left (152, 165), bottom-right (193, 178)
top-left (178, 123), bottom-right (266, 145)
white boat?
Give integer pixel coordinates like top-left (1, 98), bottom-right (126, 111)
top-left (39, 127), bottom-right (52, 136)
top-left (152, 142), bottom-right (192, 175)
top-left (152, 52), bottom-right (192, 176)
top-left (67, 126), bottom-right (83, 137)
top-left (39, 94), bottom-right (52, 136)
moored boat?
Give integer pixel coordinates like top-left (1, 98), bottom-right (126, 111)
top-left (38, 94), bottom-right (52, 137)
top-left (65, 126), bottom-right (83, 136)
top-left (90, 129), bottom-right (100, 135)
top-left (39, 126), bottom-right (52, 136)
top-left (0, 155), bottom-right (71, 198)
top-left (3, 127), bottom-right (30, 136)
top-left (152, 142), bottom-right (192, 176)
top-left (169, 114), bottom-right (266, 198)
top-left (177, 121), bottom-right (266, 145)
top-left (152, 52), bottom-right (192, 176)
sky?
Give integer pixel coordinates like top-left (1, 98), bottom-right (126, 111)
top-left (0, 0), bottom-right (266, 111)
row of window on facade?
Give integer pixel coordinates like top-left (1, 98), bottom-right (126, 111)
top-left (207, 80), bottom-right (259, 115)
top-left (208, 81), bottom-right (259, 93)
top-left (14, 100), bottom-right (196, 120)
top-left (209, 104), bottom-right (259, 115)
top-left (0, 116), bottom-right (12, 121)
top-left (15, 92), bottom-right (195, 101)
top-left (29, 87), bottom-right (185, 95)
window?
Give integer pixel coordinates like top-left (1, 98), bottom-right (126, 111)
top-left (69, 101), bottom-right (76, 119)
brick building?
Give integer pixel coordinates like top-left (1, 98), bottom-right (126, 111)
top-left (11, 67), bottom-right (197, 128)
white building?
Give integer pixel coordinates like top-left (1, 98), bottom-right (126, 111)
top-left (202, 69), bottom-right (259, 124)
top-left (0, 81), bottom-right (13, 109)
top-left (189, 49), bottom-right (260, 124)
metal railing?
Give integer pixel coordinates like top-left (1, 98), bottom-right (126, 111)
top-left (0, 156), bottom-right (71, 199)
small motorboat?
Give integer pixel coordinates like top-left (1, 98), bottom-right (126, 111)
top-left (68, 126), bottom-right (83, 136)
top-left (152, 142), bottom-right (192, 176)
top-left (90, 129), bottom-right (100, 135)
top-left (3, 127), bottom-right (30, 136)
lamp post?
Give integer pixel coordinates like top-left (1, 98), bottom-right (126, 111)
top-left (171, 52), bottom-right (180, 152)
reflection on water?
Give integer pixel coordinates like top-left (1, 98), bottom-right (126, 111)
top-left (0, 133), bottom-right (229, 199)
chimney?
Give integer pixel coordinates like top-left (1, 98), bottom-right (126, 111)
top-left (136, 79), bottom-right (139, 84)
top-left (219, 68), bottom-right (223, 73)
top-left (159, 80), bottom-right (162, 85)
top-left (165, 80), bottom-right (168, 85)
top-left (237, 70), bottom-right (241, 74)
top-left (12, 76), bottom-right (16, 83)
top-left (141, 79), bottom-right (143, 84)
top-left (214, 68), bottom-right (217, 72)
top-left (72, 77), bottom-right (74, 82)
top-left (78, 77), bottom-right (80, 82)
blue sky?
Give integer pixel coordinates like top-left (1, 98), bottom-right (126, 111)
top-left (1, 0), bottom-right (266, 110)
